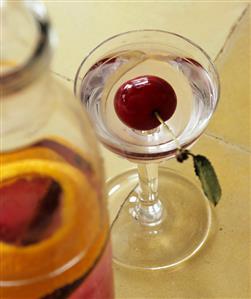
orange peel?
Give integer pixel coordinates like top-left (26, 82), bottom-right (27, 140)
top-left (1, 146), bottom-right (64, 164)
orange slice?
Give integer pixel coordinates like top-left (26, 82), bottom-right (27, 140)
top-left (1, 146), bottom-right (64, 164)
top-left (0, 159), bottom-right (104, 298)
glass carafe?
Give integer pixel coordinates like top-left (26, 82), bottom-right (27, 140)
top-left (0, 1), bottom-right (114, 298)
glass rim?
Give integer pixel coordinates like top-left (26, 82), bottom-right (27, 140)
top-left (74, 29), bottom-right (220, 97)
top-left (74, 29), bottom-right (221, 159)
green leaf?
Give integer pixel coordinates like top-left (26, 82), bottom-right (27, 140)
top-left (193, 155), bottom-right (222, 206)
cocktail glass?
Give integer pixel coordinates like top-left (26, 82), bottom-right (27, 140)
top-left (74, 30), bottom-right (220, 270)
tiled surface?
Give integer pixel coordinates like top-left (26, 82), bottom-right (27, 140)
top-left (114, 135), bottom-right (250, 299)
top-left (46, 2), bottom-right (246, 80)
top-left (207, 8), bottom-right (251, 152)
top-left (47, 3), bottom-right (250, 299)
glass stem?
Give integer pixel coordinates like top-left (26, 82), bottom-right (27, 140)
top-left (133, 163), bottom-right (164, 226)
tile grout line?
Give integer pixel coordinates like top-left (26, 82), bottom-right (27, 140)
top-left (51, 5), bottom-right (250, 81)
top-left (50, 70), bottom-right (74, 83)
top-left (51, 5), bottom-right (250, 83)
top-left (205, 132), bottom-right (250, 154)
top-left (214, 4), bottom-right (250, 62)
top-left (211, 4), bottom-right (250, 154)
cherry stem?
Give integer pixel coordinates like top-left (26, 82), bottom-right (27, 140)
top-left (186, 151), bottom-right (195, 158)
top-left (154, 112), bottom-right (181, 150)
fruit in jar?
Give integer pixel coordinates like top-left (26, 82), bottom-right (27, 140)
top-left (0, 156), bottom-right (101, 298)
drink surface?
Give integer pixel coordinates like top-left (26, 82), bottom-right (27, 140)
top-left (80, 51), bottom-right (217, 161)
top-left (0, 139), bottom-right (113, 299)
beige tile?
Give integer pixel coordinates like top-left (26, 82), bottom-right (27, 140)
top-left (112, 135), bottom-right (251, 299)
top-left (101, 146), bottom-right (134, 180)
top-left (207, 8), bottom-right (251, 151)
top-left (46, 2), bottom-right (247, 80)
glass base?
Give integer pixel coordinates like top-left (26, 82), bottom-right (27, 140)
top-left (107, 167), bottom-right (212, 270)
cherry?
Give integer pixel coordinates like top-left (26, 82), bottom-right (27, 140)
top-left (114, 75), bottom-right (177, 131)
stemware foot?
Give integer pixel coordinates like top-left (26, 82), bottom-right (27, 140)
top-left (107, 167), bottom-right (211, 270)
